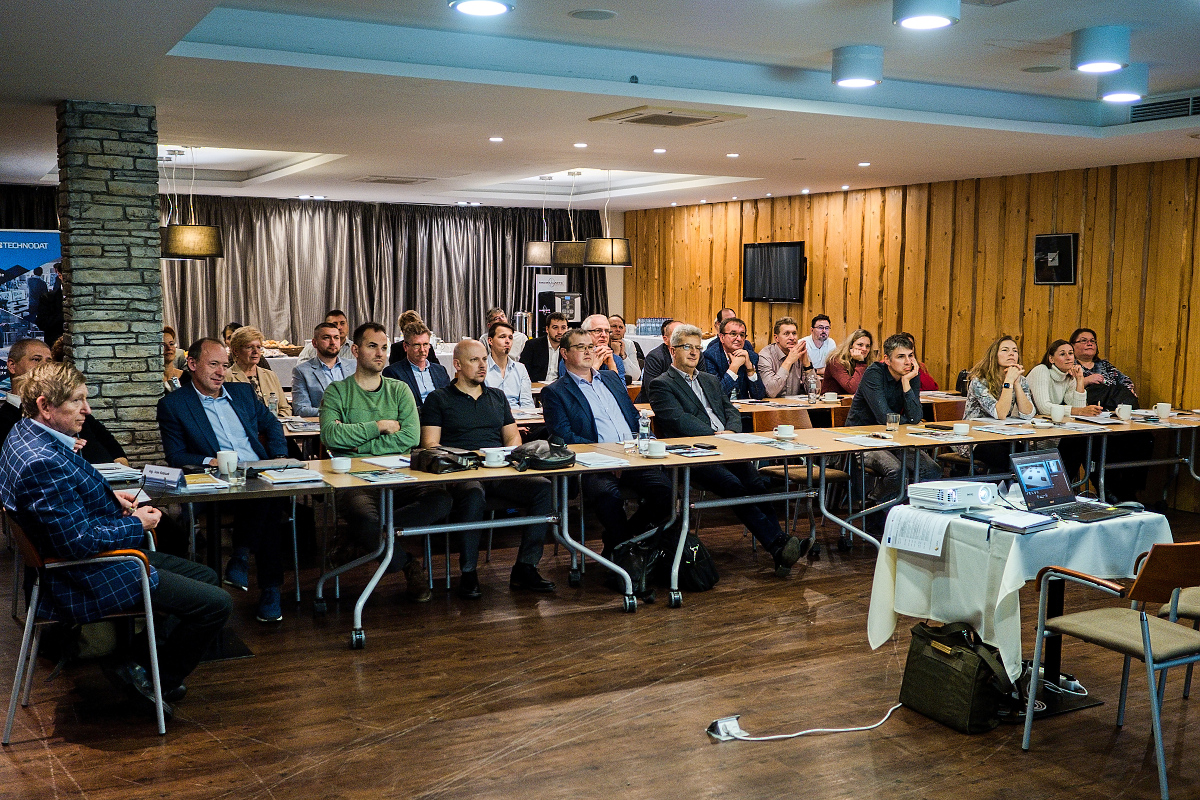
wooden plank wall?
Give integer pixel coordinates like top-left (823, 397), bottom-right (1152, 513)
top-left (624, 159), bottom-right (1200, 410)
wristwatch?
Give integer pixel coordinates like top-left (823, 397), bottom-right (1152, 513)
top-left (1003, 382), bottom-right (1011, 389)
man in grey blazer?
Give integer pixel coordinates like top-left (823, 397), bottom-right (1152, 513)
top-left (646, 323), bottom-right (808, 578)
top-left (291, 322), bottom-right (356, 416)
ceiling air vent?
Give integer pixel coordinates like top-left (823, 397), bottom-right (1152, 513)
top-left (353, 175), bottom-right (433, 185)
top-left (1129, 97), bottom-right (1195, 124)
top-left (589, 106), bottom-right (745, 128)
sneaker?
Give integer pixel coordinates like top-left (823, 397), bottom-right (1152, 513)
top-left (256, 586), bottom-right (283, 623)
top-left (403, 559), bottom-right (432, 602)
top-left (223, 556), bottom-right (249, 591)
top-left (458, 570), bottom-right (482, 599)
top-left (772, 536), bottom-right (811, 578)
top-left (509, 563), bottom-right (556, 593)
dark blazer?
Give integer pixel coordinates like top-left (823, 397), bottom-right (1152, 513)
top-left (541, 369), bottom-right (639, 445)
top-left (156, 381), bottom-right (287, 467)
top-left (635, 343), bottom-right (672, 403)
top-left (518, 335), bottom-right (555, 382)
top-left (0, 402), bottom-right (126, 464)
top-left (647, 368), bottom-right (741, 438)
top-left (381, 357), bottom-right (451, 408)
top-left (702, 338), bottom-right (766, 400)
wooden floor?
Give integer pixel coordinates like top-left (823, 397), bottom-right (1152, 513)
top-left (4, 507), bottom-right (1200, 800)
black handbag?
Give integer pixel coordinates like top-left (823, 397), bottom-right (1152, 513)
top-left (898, 621), bottom-right (1014, 734)
top-left (602, 533), bottom-right (661, 601)
top-left (654, 521), bottom-right (719, 592)
top-left (506, 436), bottom-right (576, 471)
top-left (410, 446), bottom-right (481, 474)
top-left (1085, 381), bottom-right (1139, 411)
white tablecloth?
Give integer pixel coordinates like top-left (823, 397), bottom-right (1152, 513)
top-left (265, 356), bottom-right (300, 388)
top-left (627, 334), bottom-right (663, 359)
top-left (867, 508), bottom-right (1174, 680)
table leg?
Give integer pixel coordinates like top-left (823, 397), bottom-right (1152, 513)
top-left (206, 503), bottom-right (220, 579)
top-left (667, 467), bottom-right (692, 608)
top-left (552, 474), bottom-right (637, 610)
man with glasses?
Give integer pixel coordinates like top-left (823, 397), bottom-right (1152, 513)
top-left (383, 321), bottom-right (450, 409)
top-left (647, 324), bottom-right (808, 578)
top-left (801, 315), bottom-right (836, 376)
top-left (702, 316), bottom-right (766, 400)
top-left (558, 314), bottom-right (626, 383)
top-left (541, 328), bottom-right (672, 553)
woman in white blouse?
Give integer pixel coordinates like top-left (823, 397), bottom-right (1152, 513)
top-left (958, 335), bottom-right (1035, 471)
top-left (1026, 338), bottom-right (1103, 482)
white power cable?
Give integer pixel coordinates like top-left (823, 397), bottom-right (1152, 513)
top-left (709, 702), bottom-right (903, 742)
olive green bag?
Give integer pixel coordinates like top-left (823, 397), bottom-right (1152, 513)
top-left (898, 621), bottom-right (1014, 734)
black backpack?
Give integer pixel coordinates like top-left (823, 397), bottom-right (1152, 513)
top-left (654, 520), bottom-right (719, 592)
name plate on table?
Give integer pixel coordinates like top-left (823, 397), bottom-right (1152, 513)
top-left (143, 464), bottom-right (185, 490)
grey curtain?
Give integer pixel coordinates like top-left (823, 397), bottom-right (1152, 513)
top-left (160, 196), bottom-right (606, 346)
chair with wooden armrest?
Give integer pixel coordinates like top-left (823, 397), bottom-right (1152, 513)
top-left (3, 510), bottom-right (166, 742)
top-left (1022, 542), bottom-right (1200, 800)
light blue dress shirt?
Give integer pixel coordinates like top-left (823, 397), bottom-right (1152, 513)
top-left (410, 360), bottom-right (436, 402)
top-left (194, 385), bottom-right (260, 463)
top-left (569, 369), bottom-right (633, 443)
top-left (32, 420), bottom-right (79, 453)
top-left (485, 355), bottom-right (534, 409)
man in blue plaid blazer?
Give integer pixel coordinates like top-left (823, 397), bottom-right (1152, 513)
top-left (1, 362), bottom-right (231, 713)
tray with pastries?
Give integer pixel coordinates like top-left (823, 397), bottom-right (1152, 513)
top-left (264, 339), bottom-right (304, 356)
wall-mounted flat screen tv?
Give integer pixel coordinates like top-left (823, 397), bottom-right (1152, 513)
top-left (742, 241), bottom-right (806, 303)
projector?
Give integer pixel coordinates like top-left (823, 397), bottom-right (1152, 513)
top-left (908, 480), bottom-right (997, 511)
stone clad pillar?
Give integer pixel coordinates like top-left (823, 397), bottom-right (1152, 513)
top-left (56, 100), bottom-right (164, 463)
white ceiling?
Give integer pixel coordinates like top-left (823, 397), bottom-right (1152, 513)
top-left (2, 1), bottom-right (1199, 211)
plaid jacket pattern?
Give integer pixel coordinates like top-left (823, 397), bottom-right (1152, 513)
top-left (0, 418), bottom-right (155, 622)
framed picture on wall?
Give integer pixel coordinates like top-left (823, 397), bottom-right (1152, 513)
top-left (1033, 233), bottom-right (1078, 285)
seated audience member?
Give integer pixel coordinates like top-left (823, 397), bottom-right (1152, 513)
top-left (704, 308), bottom-right (754, 351)
top-left (163, 326), bottom-right (183, 391)
top-left (382, 321), bottom-right (450, 408)
top-left (298, 309), bottom-right (353, 362)
top-left (541, 329), bottom-right (672, 552)
top-left (291, 322), bottom-right (356, 417)
top-left (758, 316), bottom-right (814, 398)
top-left (558, 314), bottom-right (627, 383)
top-left (900, 332), bottom-right (939, 391)
top-left (321, 323), bottom-right (450, 601)
top-left (221, 322), bottom-right (241, 350)
top-left (485, 322), bottom-right (534, 409)
top-left (2, 361), bottom-right (231, 717)
top-left (647, 324), bottom-right (807, 577)
top-left (801, 315), bottom-right (836, 376)
top-left (823, 329), bottom-right (874, 395)
top-left (957, 335), bottom-right (1035, 471)
top-left (389, 310), bottom-right (442, 365)
top-left (421, 340), bottom-right (556, 598)
top-left (1068, 327), bottom-right (1151, 501)
top-left (519, 311), bottom-right (569, 382)
top-left (480, 307), bottom-right (528, 360)
top-left (0, 338), bottom-right (130, 465)
top-left (1027, 339), bottom-right (1101, 479)
top-left (702, 316), bottom-right (765, 400)
top-left (607, 314), bottom-right (642, 381)
top-left (156, 339), bottom-right (290, 623)
top-left (227, 326), bottom-right (291, 416)
top-left (634, 319), bottom-right (678, 403)
top-left (846, 334), bottom-right (941, 512)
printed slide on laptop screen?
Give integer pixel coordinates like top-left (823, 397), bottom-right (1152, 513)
top-left (1011, 451), bottom-right (1073, 507)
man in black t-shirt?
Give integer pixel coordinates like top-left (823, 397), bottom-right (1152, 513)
top-left (420, 340), bottom-right (555, 599)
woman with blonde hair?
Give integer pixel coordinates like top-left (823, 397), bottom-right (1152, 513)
top-left (957, 335), bottom-right (1034, 470)
top-left (822, 329), bottom-right (873, 395)
top-left (227, 325), bottom-right (291, 416)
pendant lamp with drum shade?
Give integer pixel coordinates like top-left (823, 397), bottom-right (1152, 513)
top-left (551, 171), bottom-right (585, 268)
top-left (522, 175), bottom-right (554, 268)
top-left (161, 147), bottom-right (223, 260)
top-left (584, 170), bottom-right (632, 268)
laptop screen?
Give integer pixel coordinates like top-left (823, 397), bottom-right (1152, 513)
top-left (1010, 450), bottom-right (1074, 509)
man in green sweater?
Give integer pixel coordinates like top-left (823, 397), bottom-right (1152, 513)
top-left (320, 322), bottom-right (452, 602)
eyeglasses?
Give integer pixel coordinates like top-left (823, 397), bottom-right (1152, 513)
top-left (569, 344), bottom-right (596, 352)
top-left (721, 330), bottom-right (747, 339)
top-left (813, 325), bottom-right (831, 331)
top-left (243, 344), bottom-right (265, 352)
top-left (673, 344), bottom-right (702, 352)
top-left (585, 328), bottom-right (612, 335)
top-left (1073, 337), bottom-right (1096, 344)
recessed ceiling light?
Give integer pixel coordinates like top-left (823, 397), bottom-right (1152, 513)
top-left (449, 0), bottom-right (512, 16)
top-left (456, 201), bottom-right (469, 206)
top-left (1071, 25), bottom-right (1130, 73)
top-left (726, 153), bottom-right (739, 158)
top-left (701, 199), bottom-right (708, 204)
top-left (470, 202), bottom-right (482, 206)
top-left (801, 189), bottom-right (810, 194)
top-left (569, 8), bottom-right (617, 20)
top-left (1099, 63), bottom-right (1149, 102)
top-left (732, 196), bottom-right (738, 200)
top-left (892, 0), bottom-right (959, 29)
top-left (842, 185), bottom-right (850, 190)
top-left (670, 202), bottom-right (677, 206)
top-left (574, 142), bottom-right (588, 148)
top-left (832, 45), bottom-right (884, 87)
top-left (1022, 65), bottom-right (1061, 74)
top-left (312, 196), bottom-right (325, 200)
top-left (489, 136), bottom-right (504, 142)
top-left (653, 148), bottom-right (666, 154)
top-left (298, 195), bottom-right (311, 199)
top-left (766, 193), bottom-right (772, 197)
top-left (858, 162), bottom-right (871, 167)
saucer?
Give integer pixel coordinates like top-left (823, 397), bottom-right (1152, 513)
top-left (774, 432), bottom-right (798, 440)
top-left (482, 462), bottom-right (508, 469)
top-left (643, 452), bottom-right (668, 459)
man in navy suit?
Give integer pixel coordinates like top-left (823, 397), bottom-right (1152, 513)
top-left (383, 321), bottom-right (450, 407)
top-left (2, 362), bottom-right (230, 716)
top-left (703, 315), bottom-right (766, 400)
top-left (541, 329), bottom-right (673, 551)
top-left (157, 338), bottom-right (290, 623)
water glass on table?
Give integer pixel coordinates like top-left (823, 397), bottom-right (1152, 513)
top-left (886, 413), bottom-right (900, 432)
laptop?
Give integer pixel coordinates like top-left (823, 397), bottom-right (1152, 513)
top-left (1009, 449), bottom-right (1133, 523)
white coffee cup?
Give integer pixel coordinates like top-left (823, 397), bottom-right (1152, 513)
top-left (215, 449), bottom-right (238, 475)
top-left (1115, 403), bottom-right (1133, 421)
top-left (481, 447), bottom-right (507, 466)
top-left (822, 392), bottom-right (839, 403)
top-left (330, 456), bottom-right (352, 473)
top-left (1155, 402), bottom-right (1172, 419)
top-left (774, 424), bottom-right (795, 437)
top-left (647, 440), bottom-right (667, 457)
top-left (952, 422), bottom-right (970, 435)
top-left (1049, 405), bottom-right (1067, 424)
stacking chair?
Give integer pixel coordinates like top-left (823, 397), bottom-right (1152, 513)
top-left (930, 399), bottom-right (985, 476)
top-left (1157, 586), bottom-right (1200, 697)
top-left (1022, 542), bottom-right (1200, 800)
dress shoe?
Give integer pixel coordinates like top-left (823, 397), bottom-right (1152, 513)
top-left (772, 535), bottom-right (812, 578)
top-left (223, 556), bottom-right (249, 591)
top-left (458, 570), bottom-right (482, 599)
top-left (164, 683), bottom-right (188, 703)
top-left (103, 660), bottom-right (173, 721)
top-left (509, 563), bottom-right (556, 593)
top-left (403, 558), bottom-right (433, 602)
top-left (256, 586), bottom-right (283, 623)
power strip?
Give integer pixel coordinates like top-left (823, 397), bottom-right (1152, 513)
top-left (707, 716), bottom-right (747, 742)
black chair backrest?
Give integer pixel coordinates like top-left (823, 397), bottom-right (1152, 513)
top-left (955, 369), bottom-right (970, 395)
